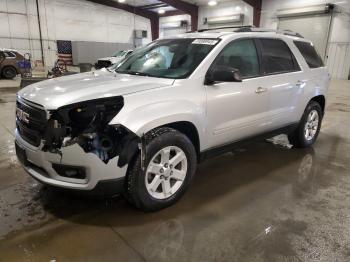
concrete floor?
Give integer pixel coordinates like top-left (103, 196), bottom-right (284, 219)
top-left (0, 79), bottom-right (349, 262)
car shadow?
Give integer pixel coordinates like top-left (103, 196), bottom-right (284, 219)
top-left (34, 135), bottom-right (337, 228)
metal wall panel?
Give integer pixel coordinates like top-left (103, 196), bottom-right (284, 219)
top-left (327, 42), bottom-right (350, 80)
top-left (72, 41), bottom-right (133, 65)
top-left (278, 13), bottom-right (331, 59)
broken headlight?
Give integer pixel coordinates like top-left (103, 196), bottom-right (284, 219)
top-left (43, 96), bottom-right (126, 163)
top-left (64, 96), bottom-right (124, 135)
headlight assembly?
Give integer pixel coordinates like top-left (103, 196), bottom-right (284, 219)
top-left (43, 96), bottom-right (125, 163)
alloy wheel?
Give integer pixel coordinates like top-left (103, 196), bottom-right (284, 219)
top-left (145, 146), bottom-right (188, 200)
top-left (304, 110), bottom-right (319, 141)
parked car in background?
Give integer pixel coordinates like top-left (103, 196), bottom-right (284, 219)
top-left (95, 49), bottom-right (133, 69)
top-left (0, 48), bottom-right (25, 79)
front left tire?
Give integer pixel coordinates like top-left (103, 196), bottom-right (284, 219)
top-left (124, 127), bottom-right (197, 212)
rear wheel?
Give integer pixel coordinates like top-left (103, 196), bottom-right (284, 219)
top-left (288, 101), bottom-right (323, 148)
top-left (2, 66), bottom-right (17, 79)
top-left (124, 127), bottom-right (197, 212)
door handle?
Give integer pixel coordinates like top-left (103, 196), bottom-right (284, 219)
top-left (296, 80), bottom-right (305, 87)
top-left (255, 87), bottom-right (267, 94)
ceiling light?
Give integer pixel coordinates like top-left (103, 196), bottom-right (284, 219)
top-left (118, 0), bottom-right (125, 3)
top-left (208, 1), bottom-right (217, 6)
top-left (158, 9), bottom-right (165, 14)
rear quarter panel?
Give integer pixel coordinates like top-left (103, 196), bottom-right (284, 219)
top-left (285, 37), bottom-right (330, 122)
top-left (295, 67), bottom-right (329, 120)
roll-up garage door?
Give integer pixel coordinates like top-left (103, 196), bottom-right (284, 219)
top-left (278, 13), bottom-right (331, 59)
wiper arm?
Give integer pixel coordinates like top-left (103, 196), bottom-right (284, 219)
top-left (117, 70), bottom-right (152, 77)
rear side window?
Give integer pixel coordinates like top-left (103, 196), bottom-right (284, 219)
top-left (259, 39), bottom-right (299, 75)
top-left (4, 52), bottom-right (16, 58)
top-left (294, 41), bottom-right (324, 68)
top-left (212, 39), bottom-right (260, 78)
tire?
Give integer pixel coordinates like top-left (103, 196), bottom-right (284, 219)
top-left (288, 101), bottom-right (323, 148)
top-left (124, 127), bottom-right (197, 212)
top-left (2, 66), bottom-right (17, 79)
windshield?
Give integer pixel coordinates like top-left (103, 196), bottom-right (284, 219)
top-left (112, 50), bottom-right (126, 57)
top-left (115, 38), bottom-right (219, 79)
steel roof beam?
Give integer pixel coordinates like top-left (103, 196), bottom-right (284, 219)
top-left (242, 0), bottom-right (262, 27)
top-left (159, 10), bottom-right (185, 17)
top-left (139, 3), bottom-right (168, 10)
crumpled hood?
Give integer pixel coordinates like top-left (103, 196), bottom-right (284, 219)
top-left (18, 70), bottom-right (174, 109)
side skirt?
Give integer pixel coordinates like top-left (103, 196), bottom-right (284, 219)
top-left (199, 123), bottom-right (298, 162)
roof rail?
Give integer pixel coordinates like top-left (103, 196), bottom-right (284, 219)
top-left (280, 29), bottom-right (304, 38)
top-left (234, 27), bottom-right (304, 38)
top-left (193, 26), bottom-right (304, 38)
top-left (197, 25), bottom-right (255, 33)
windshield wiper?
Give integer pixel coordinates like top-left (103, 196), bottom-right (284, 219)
top-left (117, 70), bottom-right (153, 77)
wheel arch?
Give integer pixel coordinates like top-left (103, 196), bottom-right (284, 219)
top-left (310, 95), bottom-right (325, 115)
top-left (160, 121), bottom-right (200, 160)
top-left (110, 100), bottom-right (206, 155)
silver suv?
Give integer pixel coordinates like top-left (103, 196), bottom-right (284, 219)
top-left (15, 27), bottom-right (330, 211)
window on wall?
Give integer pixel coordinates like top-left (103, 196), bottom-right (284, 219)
top-left (294, 41), bottom-right (324, 68)
top-left (259, 39), bottom-right (300, 75)
top-left (213, 39), bottom-right (260, 78)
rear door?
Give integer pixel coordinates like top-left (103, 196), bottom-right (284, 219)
top-left (255, 38), bottom-right (303, 129)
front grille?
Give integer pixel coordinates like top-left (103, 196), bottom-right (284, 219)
top-left (16, 99), bottom-right (47, 147)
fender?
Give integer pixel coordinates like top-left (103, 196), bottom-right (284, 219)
top-left (110, 99), bottom-right (206, 143)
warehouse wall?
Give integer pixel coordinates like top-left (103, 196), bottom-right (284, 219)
top-left (159, 1), bottom-right (254, 38)
top-left (0, 0), bottom-right (152, 69)
top-left (261, 0), bottom-right (350, 79)
top-left (159, 14), bottom-right (191, 38)
top-left (198, 1), bottom-right (253, 29)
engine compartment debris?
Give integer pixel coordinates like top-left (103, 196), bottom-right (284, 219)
top-left (42, 96), bottom-right (139, 166)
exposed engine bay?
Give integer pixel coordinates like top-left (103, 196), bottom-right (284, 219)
top-left (42, 96), bottom-right (139, 167)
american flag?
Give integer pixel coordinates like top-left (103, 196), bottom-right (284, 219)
top-left (57, 40), bottom-right (72, 66)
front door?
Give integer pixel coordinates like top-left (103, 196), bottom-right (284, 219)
top-left (205, 38), bottom-right (271, 149)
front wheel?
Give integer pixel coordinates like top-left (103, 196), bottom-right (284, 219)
top-left (124, 127), bottom-right (197, 212)
top-left (288, 101), bottom-right (323, 148)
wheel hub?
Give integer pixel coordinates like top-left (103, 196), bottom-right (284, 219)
top-left (160, 162), bottom-right (175, 180)
top-left (145, 146), bottom-right (188, 200)
top-left (304, 110), bottom-right (319, 141)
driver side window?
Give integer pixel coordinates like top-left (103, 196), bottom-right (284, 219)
top-left (214, 39), bottom-right (260, 79)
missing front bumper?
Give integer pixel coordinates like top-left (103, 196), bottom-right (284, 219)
top-left (15, 129), bottom-right (128, 191)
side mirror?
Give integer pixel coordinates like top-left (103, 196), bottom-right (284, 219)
top-left (205, 66), bottom-right (242, 85)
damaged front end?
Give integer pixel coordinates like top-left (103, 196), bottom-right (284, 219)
top-left (42, 96), bottom-right (139, 167)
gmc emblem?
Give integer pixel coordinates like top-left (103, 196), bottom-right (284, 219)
top-left (16, 108), bottom-right (30, 124)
